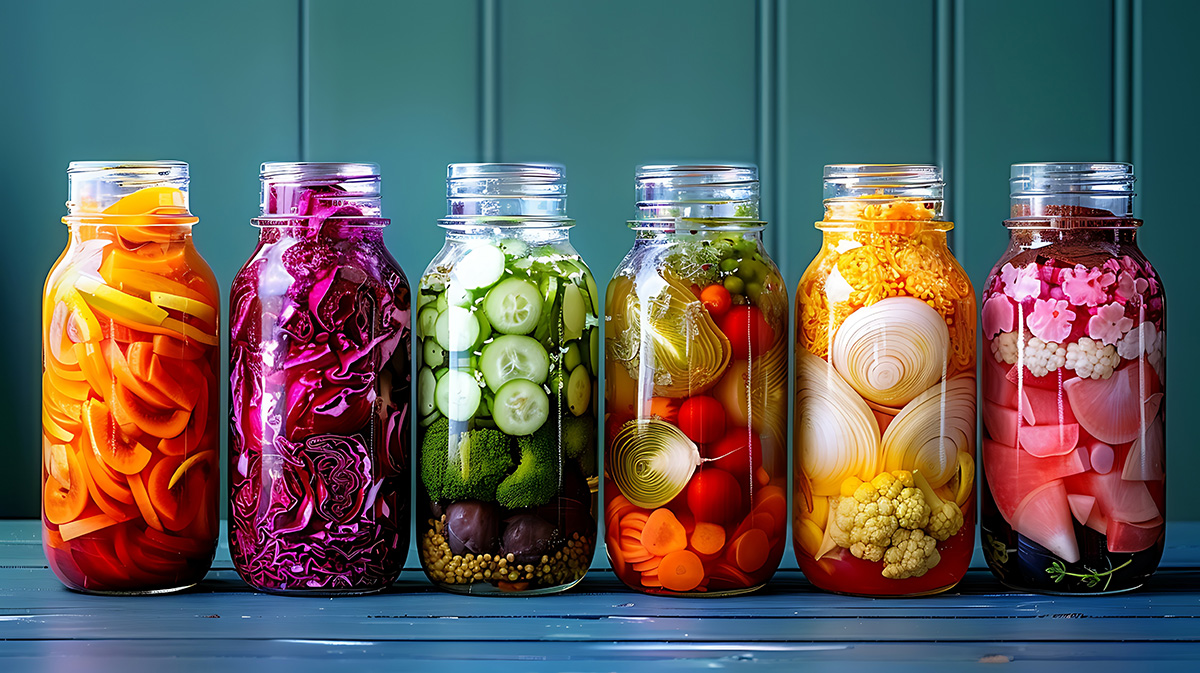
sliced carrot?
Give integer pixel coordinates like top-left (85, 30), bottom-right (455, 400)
top-left (620, 511), bottom-right (650, 528)
top-left (79, 438), bottom-right (135, 505)
top-left (607, 533), bottom-right (628, 576)
top-left (59, 513), bottom-right (119, 541)
top-left (755, 465), bottom-right (771, 487)
top-left (42, 406), bottom-right (77, 443)
top-left (82, 398), bottom-right (153, 475)
top-left (145, 353), bottom-right (202, 410)
top-left (632, 556), bottom-right (663, 573)
top-left (168, 450), bottom-right (214, 489)
top-left (640, 573), bottom-right (663, 588)
top-left (74, 443), bottom-right (136, 523)
top-left (709, 562), bottom-right (753, 588)
top-left (658, 550), bottom-right (705, 592)
top-left (640, 509), bottom-right (687, 556)
top-left (108, 323), bottom-right (154, 343)
top-left (101, 340), bottom-right (176, 409)
top-left (43, 446), bottom-right (87, 525)
top-left (151, 334), bottom-right (203, 360)
top-left (147, 455), bottom-right (204, 531)
top-left (158, 377), bottom-right (208, 456)
top-left (690, 522), bottom-right (727, 556)
top-left (648, 397), bottom-right (681, 424)
top-left (72, 342), bottom-right (110, 401)
top-left (143, 525), bottom-right (209, 556)
top-left (45, 365), bottom-right (89, 401)
top-left (111, 380), bottom-right (189, 439)
top-left (127, 471), bottom-right (164, 532)
top-left (732, 528), bottom-right (770, 573)
top-left (44, 527), bottom-right (69, 551)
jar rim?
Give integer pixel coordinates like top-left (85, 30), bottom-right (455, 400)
top-left (260, 162), bottom-right (380, 182)
top-left (439, 216), bottom-right (574, 229)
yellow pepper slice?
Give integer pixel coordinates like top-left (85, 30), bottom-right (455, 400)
top-left (151, 291), bottom-right (216, 327)
top-left (45, 367), bottom-right (89, 401)
top-left (102, 187), bottom-right (188, 215)
top-left (796, 517), bottom-right (825, 559)
top-left (162, 317), bottom-right (218, 346)
top-left (43, 407), bottom-right (76, 443)
top-left (102, 266), bottom-right (208, 303)
top-left (63, 289), bottom-right (103, 343)
top-left (75, 275), bottom-right (169, 326)
top-left (168, 450), bottom-right (214, 489)
top-left (72, 342), bottom-right (110, 402)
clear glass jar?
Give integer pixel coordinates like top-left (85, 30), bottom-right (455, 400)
top-left (41, 161), bottom-right (220, 594)
top-left (794, 164), bottom-right (976, 596)
top-left (980, 162), bottom-right (1165, 594)
top-left (604, 165), bottom-right (789, 596)
top-left (415, 163), bottom-right (599, 595)
top-left (228, 163), bottom-right (411, 595)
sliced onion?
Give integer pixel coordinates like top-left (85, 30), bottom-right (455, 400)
top-left (796, 349), bottom-right (880, 497)
top-left (831, 296), bottom-right (949, 408)
top-left (609, 419), bottom-right (702, 508)
top-left (879, 374), bottom-right (976, 489)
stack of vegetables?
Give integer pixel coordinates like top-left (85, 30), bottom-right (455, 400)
top-left (604, 233), bottom-right (789, 595)
top-left (980, 253), bottom-right (1166, 591)
top-left (416, 238), bottom-right (599, 593)
top-left (42, 186), bottom-right (220, 592)
top-left (228, 178), bottom-right (411, 594)
top-left (794, 200), bottom-right (977, 596)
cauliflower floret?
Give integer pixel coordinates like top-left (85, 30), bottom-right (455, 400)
top-left (1066, 337), bottom-right (1119, 380)
top-left (990, 330), bottom-right (1019, 365)
top-left (883, 528), bottom-right (941, 579)
top-left (832, 471), bottom-right (929, 563)
top-left (913, 469), bottom-right (964, 541)
top-left (1023, 337), bottom-right (1067, 377)
top-left (1116, 322), bottom-right (1165, 381)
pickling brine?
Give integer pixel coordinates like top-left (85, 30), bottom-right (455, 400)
top-left (604, 165), bottom-right (789, 596)
top-left (793, 165), bottom-right (976, 596)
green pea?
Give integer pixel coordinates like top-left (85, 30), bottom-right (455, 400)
top-left (724, 275), bottom-right (746, 295)
top-left (746, 282), bottom-right (763, 303)
top-left (719, 258), bottom-right (738, 272)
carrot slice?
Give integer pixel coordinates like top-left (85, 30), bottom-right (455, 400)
top-left (658, 550), bottom-right (705, 592)
top-left (79, 439), bottom-right (135, 505)
top-left (142, 525), bottom-right (209, 556)
top-left (151, 334), bottom-right (203, 360)
top-left (43, 446), bottom-right (87, 525)
top-left (709, 562), bottom-right (753, 588)
top-left (690, 522), bottom-right (727, 556)
top-left (755, 466), bottom-right (771, 487)
top-left (111, 380), bottom-right (189, 439)
top-left (168, 450), bottom-right (214, 489)
top-left (147, 455), bottom-right (203, 532)
top-left (157, 377), bottom-right (208, 456)
top-left (640, 573), bottom-right (663, 588)
top-left (72, 342), bottom-right (110, 401)
top-left (59, 513), bottom-right (119, 541)
top-left (74, 443), bottom-right (136, 523)
top-left (45, 365), bottom-right (89, 401)
top-left (640, 509), bottom-right (688, 556)
top-left (82, 398), bottom-right (153, 475)
top-left (632, 556), bottom-right (663, 573)
top-left (144, 353), bottom-right (202, 410)
top-left (608, 537), bottom-right (628, 577)
top-left (101, 340), bottom-right (176, 409)
top-left (732, 528), bottom-right (769, 573)
top-left (127, 471), bottom-right (164, 532)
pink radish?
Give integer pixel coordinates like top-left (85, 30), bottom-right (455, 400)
top-left (1017, 423), bottom-right (1079, 457)
top-left (1013, 480), bottom-right (1080, 563)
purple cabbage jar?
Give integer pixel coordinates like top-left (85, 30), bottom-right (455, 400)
top-left (229, 162), bottom-right (411, 594)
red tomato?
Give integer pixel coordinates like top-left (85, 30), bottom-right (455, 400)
top-left (686, 468), bottom-right (743, 525)
top-left (700, 284), bottom-right (732, 319)
top-left (718, 306), bottom-right (774, 359)
top-left (677, 395), bottom-right (726, 443)
top-left (705, 427), bottom-right (763, 477)
top-left (649, 397), bottom-right (681, 424)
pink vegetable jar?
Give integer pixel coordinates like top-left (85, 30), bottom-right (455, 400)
top-left (980, 162), bottom-right (1165, 594)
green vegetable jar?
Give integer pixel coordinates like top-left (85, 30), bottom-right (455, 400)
top-left (415, 163), bottom-right (599, 595)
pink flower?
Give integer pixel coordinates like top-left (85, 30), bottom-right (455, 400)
top-left (1114, 271), bottom-right (1149, 302)
top-left (1060, 264), bottom-right (1116, 307)
top-left (1000, 262), bottom-right (1041, 301)
top-left (1027, 298), bottom-right (1076, 343)
top-left (981, 294), bottom-right (1016, 338)
top-left (1088, 301), bottom-right (1134, 345)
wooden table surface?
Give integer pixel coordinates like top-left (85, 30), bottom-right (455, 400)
top-left (1, 520), bottom-right (1198, 671)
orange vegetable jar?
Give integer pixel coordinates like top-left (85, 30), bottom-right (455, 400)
top-left (793, 165), bottom-right (976, 596)
top-left (41, 161), bottom-right (220, 594)
top-left (604, 165), bottom-right (789, 596)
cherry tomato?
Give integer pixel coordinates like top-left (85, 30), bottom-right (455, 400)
top-left (649, 397), bottom-right (681, 424)
top-left (700, 284), bottom-right (732, 319)
top-left (718, 305), bottom-right (774, 359)
top-left (705, 427), bottom-right (763, 477)
top-left (686, 468), bottom-right (743, 525)
top-left (677, 395), bottom-right (726, 443)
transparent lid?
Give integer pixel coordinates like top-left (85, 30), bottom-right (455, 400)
top-left (822, 164), bottom-right (944, 220)
top-left (1009, 162), bottom-right (1135, 218)
top-left (443, 163), bottom-right (569, 224)
top-left (633, 164), bottom-right (760, 226)
top-left (65, 161), bottom-right (195, 221)
top-left (259, 162), bottom-right (382, 217)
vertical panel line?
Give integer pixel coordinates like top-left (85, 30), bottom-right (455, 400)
top-left (1131, 0), bottom-right (1143, 177)
top-left (952, 0), bottom-right (966, 267)
top-left (299, 0), bottom-right (310, 160)
top-left (481, 0), bottom-right (499, 162)
top-left (1114, 0), bottom-right (1133, 162)
top-left (755, 0), bottom-right (776, 259)
top-left (774, 0), bottom-right (787, 284)
top-left (935, 0), bottom-right (957, 247)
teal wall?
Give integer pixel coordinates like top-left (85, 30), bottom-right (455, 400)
top-left (2, 0), bottom-right (1196, 519)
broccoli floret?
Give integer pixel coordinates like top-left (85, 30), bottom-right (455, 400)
top-left (562, 415), bottom-right (597, 477)
top-left (421, 418), bottom-right (514, 502)
top-left (496, 424), bottom-right (559, 509)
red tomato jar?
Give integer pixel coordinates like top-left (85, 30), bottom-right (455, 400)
top-left (604, 165), bottom-right (788, 596)
top-left (980, 163), bottom-right (1165, 593)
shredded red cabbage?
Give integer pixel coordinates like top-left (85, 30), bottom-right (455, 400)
top-left (229, 184), bottom-right (410, 593)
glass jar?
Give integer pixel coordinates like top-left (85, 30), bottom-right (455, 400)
top-left (980, 163), bottom-right (1165, 594)
top-left (41, 161), bottom-right (220, 594)
top-left (415, 163), bottom-right (599, 595)
top-left (228, 163), bottom-right (411, 595)
top-left (793, 164), bottom-right (976, 596)
top-left (604, 165), bottom-right (789, 596)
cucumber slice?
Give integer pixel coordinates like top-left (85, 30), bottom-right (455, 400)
top-left (455, 244), bottom-right (506, 290)
top-left (435, 306), bottom-right (481, 352)
top-left (535, 275), bottom-right (559, 343)
top-left (484, 278), bottom-right (542, 335)
top-left (563, 341), bottom-right (583, 372)
top-left (498, 238), bottom-right (530, 258)
top-left (417, 306), bottom-right (439, 339)
top-left (480, 335), bottom-right (550, 391)
top-left (583, 270), bottom-right (600, 315)
top-left (417, 291), bottom-right (436, 310)
top-left (435, 369), bottom-right (482, 421)
top-left (588, 327), bottom-right (599, 376)
top-left (474, 309), bottom-right (492, 350)
top-left (423, 339), bottom-right (446, 368)
top-left (561, 283), bottom-right (586, 342)
top-left (567, 365), bottom-right (591, 417)
top-left (492, 379), bottom-right (550, 436)
top-left (417, 366), bottom-right (437, 416)
top-left (435, 292), bottom-right (448, 312)
top-left (435, 367), bottom-right (449, 382)
top-left (419, 410), bottom-right (442, 428)
top-left (446, 282), bottom-right (474, 307)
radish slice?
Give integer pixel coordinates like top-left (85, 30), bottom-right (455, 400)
top-left (1085, 507), bottom-right (1109, 535)
top-left (982, 404), bottom-right (1020, 447)
top-left (1019, 386), bottom-right (1077, 426)
top-left (1017, 423), bottom-right (1079, 457)
top-left (1108, 516), bottom-right (1164, 553)
top-left (1122, 411), bottom-right (1165, 481)
top-left (1067, 494), bottom-right (1097, 526)
top-left (1063, 361), bottom-right (1163, 444)
top-left (1089, 441), bottom-right (1116, 475)
top-left (982, 439), bottom-right (1087, 523)
top-left (1067, 470), bottom-right (1160, 523)
top-left (983, 355), bottom-right (1018, 408)
top-left (1013, 480), bottom-right (1080, 563)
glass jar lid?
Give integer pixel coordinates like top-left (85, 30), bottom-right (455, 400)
top-left (65, 161), bottom-right (197, 223)
top-left (1009, 162), bottom-right (1135, 219)
top-left (259, 162), bottom-right (382, 217)
top-left (632, 164), bottom-right (761, 227)
top-left (443, 163), bottom-right (570, 226)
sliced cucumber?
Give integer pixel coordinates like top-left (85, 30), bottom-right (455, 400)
top-left (561, 282), bottom-right (586, 342)
top-left (417, 366), bottom-right (437, 416)
top-left (474, 309), bottom-right (492, 350)
top-left (588, 327), bottom-right (599, 376)
top-left (417, 306), bottom-right (439, 339)
top-left (435, 306), bottom-right (481, 352)
top-left (419, 410), bottom-right (442, 428)
top-left (435, 369), bottom-right (482, 421)
top-left (583, 270), bottom-right (600, 315)
top-left (498, 238), bottom-right (530, 258)
top-left (534, 275), bottom-right (559, 343)
top-left (563, 341), bottom-right (583, 372)
top-left (484, 277), bottom-right (542, 335)
top-left (567, 365), bottom-right (591, 417)
top-left (455, 244), bottom-right (506, 290)
top-left (417, 291), bottom-right (436, 310)
top-left (480, 335), bottom-right (549, 391)
top-left (446, 282), bottom-right (474, 307)
top-left (492, 379), bottom-right (550, 436)
top-left (435, 292), bottom-right (448, 312)
top-left (423, 339), bottom-right (446, 368)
